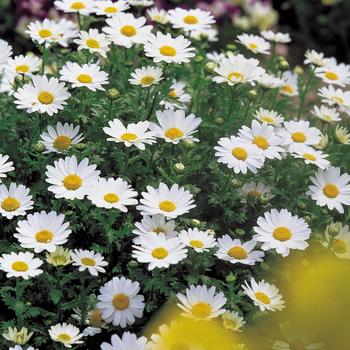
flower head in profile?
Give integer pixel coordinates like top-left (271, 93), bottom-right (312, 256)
top-left (0, 154), bottom-right (15, 182)
top-left (71, 249), bottom-right (108, 276)
top-left (0, 39), bottom-right (12, 72)
top-left (261, 30), bottom-right (291, 43)
top-left (279, 71), bottom-right (299, 96)
top-left (159, 80), bottom-right (191, 110)
top-left (2, 327), bottom-right (33, 345)
top-left (49, 323), bottom-right (83, 348)
top-left (147, 7), bottom-right (169, 24)
top-left (236, 33), bottom-right (270, 55)
top-left (101, 332), bottom-right (148, 350)
top-left (129, 66), bottom-right (163, 87)
top-left (94, 0), bottom-right (130, 16)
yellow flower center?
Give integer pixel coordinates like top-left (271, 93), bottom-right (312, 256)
top-left (57, 333), bottom-right (72, 343)
top-left (165, 127), bottom-right (184, 140)
top-left (153, 227), bottom-right (165, 234)
top-left (325, 71), bottom-right (338, 81)
top-left (120, 25), bottom-right (137, 37)
top-left (183, 15), bottom-right (198, 24)
top-left (70, 1), bottom-right (85, 10)
top-left (63, 174), bottom-right (82, 190)
top-left (104, 193), bottom-right (120, 203)
top-left (289, 339), bottom-right (305, 350)
top-left (16, 65), bottom-right (29, 73)
top-left (81, 257), bottom-right (96, 266)
top-left (323, 114), bottom-right (333, 121)
top-left (77, 74), bottom-right (93, 84)
top-left (89, 309), bottom-right (102, 327)
top-left (86, 38), bottom-right (100, 48)
top-left (291, 132), bottom-right (307, 143)
top-left (120, 132), bottom-right (138, 141)
top-left (252, 136), bottom-right (269, 150)
top-left (104, 6), bottom-right (117, 13)
top-left (228, 71), bottom-right (244, 81)
top-left (190, 240), bottom-right (204, 248)
top-left (303, 153), bottom-right (316, 161)
top-left (1, 197), bottom-right (20, 212)
top-left (159, 200), bottom-right (176, 212)
top-left (152, 247), bottom-right (169, 259)
top-left (231, 147), bottom-right (248, 160)
top-left (160, 45), bottom-right (177, 57)
top-left (38, 29), bottom-right (52, 38)
top-left (323, 183), bottom-right (339, 198)
top-left (255, 292), bottom-right (271, 304)
top-left (248, 42), bottom-right (258, 49)
top-left (168, 89), bottom-right (177, 97)
top-left (281, 84), bottom-right (294, 94)
top-left (227, 246), bottom-right (247, 259)
top-left (248, 190), bottom-right (260, 197)
top-left (260, 116), bottom-right (275, 123)
top-left (273, 226), bottom-right (292, 241)
top-left (112, 293), bottom-right (130, 310)
top-left (12, 261), bottom-right (29, 272)
top-left (35, 230), bottom-right (54, 243)
top-left (332, 96), bottom-right (344, 105)
top-left (191, 302), bottom-right (212, 318)
top-left (332, 239), bottom-right (347, 254)
top-left (38, 91), bottom-right (54, 104)
top-left (53, 135), bottom-right (72, 151)
top-left (140, 75), bottom-right (156, 85)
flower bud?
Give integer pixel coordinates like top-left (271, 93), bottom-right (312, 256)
top-left (235, 228), bottom-right (245, 236)
top-left (194, 55), bottom-right (204, 63)
top-left (33, 143), bottom-right (45, 152)
top-left (75, 143), bottom-right (86, 150)
top-left (174, 162), bottom-right (185, 173)
top-left (279, 60), bottom-right (290, 71)
top-left (215, 117), bottom-right (225, 125)
top-left (297, 200), bottom-right (306, 209)
top-left (183, 140), bottom-right (196, 149)
top-left (225, 273), bottom-right (236, 283)
top-left (191, 219), bottom-right (201, 226)
top-left (107, 88), bottom-right (120, 100)
top-left (259, 194), bottom-right (269, 205)
top-left (294, 65), bottom-right (304, 75)
top-left (128, 260), bottom-right (139, 268)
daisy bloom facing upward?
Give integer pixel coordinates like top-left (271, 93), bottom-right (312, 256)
top-left (101, 332), bottom-right (148, 350)
top-left (178, 228), bottom-right (217, 252)
top-left (257, 73), bottom-right (284, 89)
top-left (54, 0), bottom-right (95, 15)
top-left (70, 249), bottom-right (108, 276)
top-left (236, 33), bottom-right (270, 55)
top-left (0, 252), bottom-right (43, 279)
top-left (0, 154), bottom-right (15, 182)
top-left (279, 71), bottom-right (299, 96)
top-left (14, 75), bottom-right (70, 116)
top-left (74, 29), bottom-right (110, 57)
top-left (239, 181), bottom-right (274, 203)
top-left (222, 311), bottom-right (246, 332)
top-left (97, 276), bottom-right (145, 327)
top-left (94, 0), bottom-right (130, 16)
top-left (291, 145), bottom-right (330, 169)
top-left (129, 66), bottom-right (163, 87)
top-left (307, 166), bottom-right (350, 214)
top-left (215, 136), bottom-right (264, 174)
top-left (315, 59), bottom-right (350, 87)
top-left (60, 62), bottom-right (108, 91)
top-left (254, 108), bottom-right (284, 126)
top-left (253, 208), bottom-right (311, 257)
top-left (216, 236), bottom-right (264, 265)
top-left (87, 177), bottom-right (138, 211)
top-left (147, 7), bottom-right (169, 24)
top-left (242, 278), bottom-right (285, 312)
top-left (39, 122), bottom-right (84, 154)
top-left (103, 119), bottom-right (156, 150)
top-left (159, 80), bottom-right (192, 110)
top-left (15, 210), bottom-right (71, 253)
top-left (49, 323), bottom-right (83, 348)
top-left (137, 182), bottom-right (196, 218)
top-left (144, 32), bottom-right (195, 64)
top-left (176, 285), bottom-right (226, 320)
top-left (312, 105), bottom-right (341, 123)
top-left (6, 55), bottom-right (41, 77)
top-left (323, 223), bottom-right (350, 259)
top-left (45, 155), bottom-right (100, 200)
top-left (132, 233), bottom-right (187, 270)
top-left (0, 183), bottom-right (33, 219)
top-left (150, 109), bottom-right (202, 144)
top-left (318, 85), bottom-right (350, 108)
top-left (25, 19), bottom-right (59, 47)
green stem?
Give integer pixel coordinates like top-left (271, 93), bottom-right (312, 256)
top-left (297, 67), bottom-right (316, 120)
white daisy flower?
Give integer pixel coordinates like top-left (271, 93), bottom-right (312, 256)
top-left (215, 136), bottom-right (264, 174)
top-left (97, 276), bottom-right (145, 327)
top-left (150, 109), bottom-right (202, 144)
top-left (206, 51), bottom-right (226, 64)
top-left (312, 105), bottom-right (341, 123)
top-left (178, 228), bottom-right (217, 252)
top-left (45, 155), bottom-right (100, 200)
top-left (129, 66), bottom-right (163, 87)
top-left (216, 236), bottom-right (264, 265)
top-left (0, 183), bottom-right (34, 219)
top-left (307, 166), bottom-right (350, 214)
top-left (39, 122), bottom-right (84, 154)
top-left (0, 39), bottom-right (12, 71)
top-left (318, 85), bottom-right (350, 108)
top-left (0, 69), bottom-right (15, 95)
top-left (222, 311), bottom-right (246, 332)
top-left (132, 214), bottom-right (178, 243)
top-left (54, 0), bottom-right (95, 15)
top-left (128, 0), bottom-right (154, 7)
top-left (0, 252), bottom-right (43, 279)
top-left (5, 55), bottom-right (41, 77)
top-left (25, 19), bottom-right (59, 47)
top-left (137, 182), bottom-right (196, 219)
top-left (144, 32), bottom-right (195, 64)
top-left (176, 285), bottom-right (226, 320)
top-left (94, 0), bottom-right (130, 16)
top-left (49, 323), bottom-right (83, 348)
top-left (236, 33), bottom-right (270, 55)
top-left (315, 59), bottom-right (350, 87)
top-left (256, 73), bottom-right (284, 89)
top-left (101, 332), bottom-right (148, 350)
top-left (239, 181), bottom-right (274, 203)
top-left (291, 145), bottom-right (330, 169)
top-left (70, 249), bottom-right (108, 276)
top-left (0, 154), bottom-right (15, 182)
top-left (60, 62), bottom-right (108, 91)
top-left (103, 119), bottom-right (156, 150)
top-left (253, 208), bottom-right (311, 257)
top-left (322, 223), bottom-right (350, 259)
top-left (159, 80), bottom-right (191, 110)
top-left (167, 8), bottom-right (215, 33)
top-left (213, 53), bottom-right (265, 86)
top-left (190, 27), bottom-right (218, 42)
top-left (254, 107), bottom-right (284, 126)
top-left (280, 71), bottom-right (299, 96)
top-left (261, 30), bottom-right (291, 43)
top-left (147, 7), bottom-right (169, 24)
top-left (14, 75), bottom-right (70, 116)
top-left (54, 18), bottom-right (78, 47)
top-left (242, 278), bottom-right (285, 312)
top-left (14, 210), bottom-right (71, 253)
top-left (9, 346), bottom-right (38, 350)
top-left (304, 49), bottom-right (329, 67)
top-left (132, 233), bottom-right (187, 270)
top-left (277, 120), bottom-right (321, 152)
top-left (238, 120), bottom-right (286, 160)
top-left (103, 12), bottom-right (152, 48)
top-left (87, 177), bottom-right (138, 211)
top-left (74, 29), bottom-right (110, 57)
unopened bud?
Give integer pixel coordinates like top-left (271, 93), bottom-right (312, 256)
top-left (33, 143), bottom-right (45, 152)
top-left (107, 88), bottom-right (120, 100)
